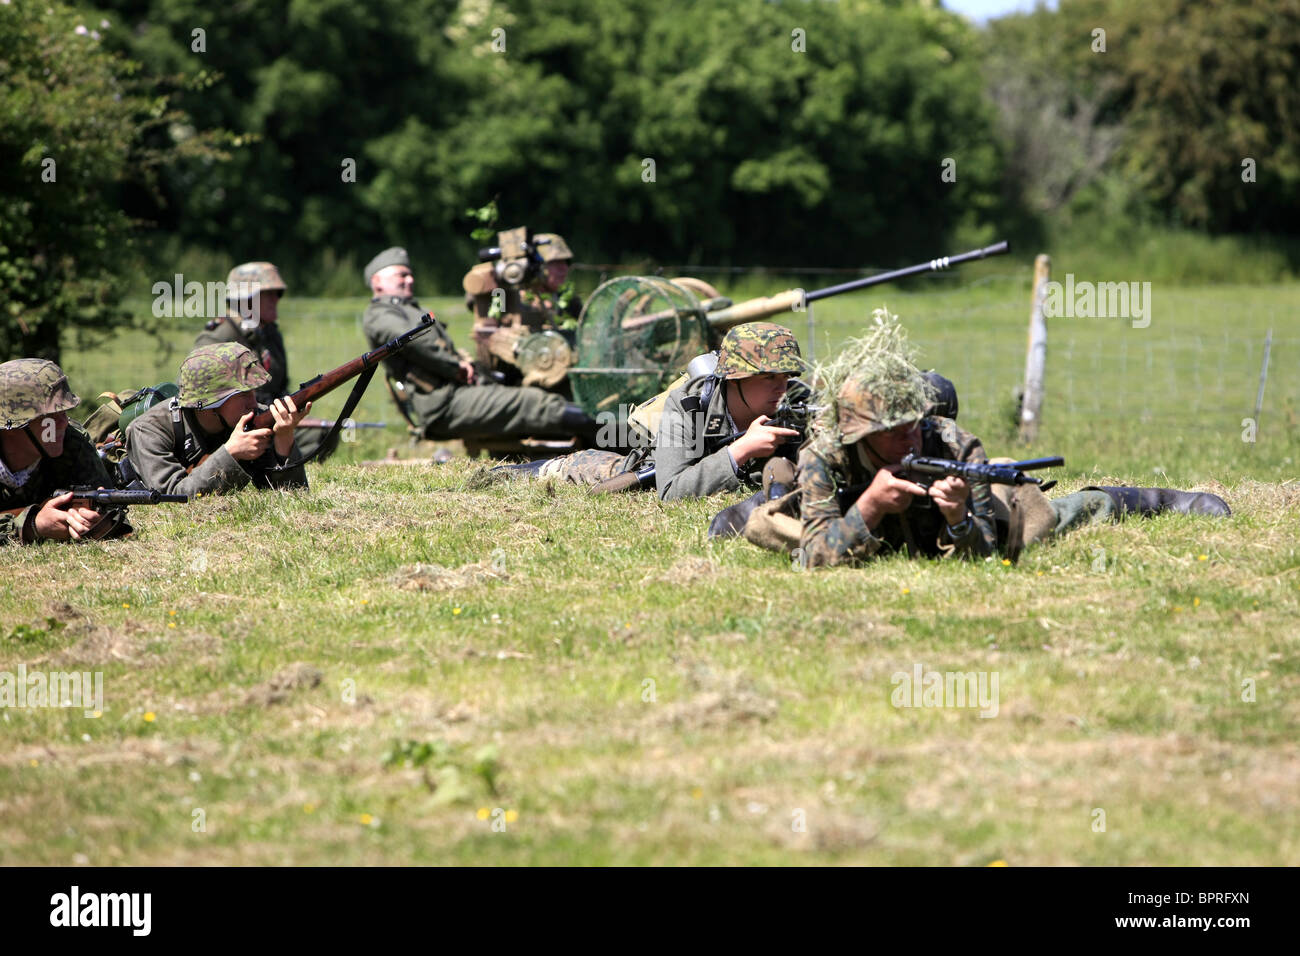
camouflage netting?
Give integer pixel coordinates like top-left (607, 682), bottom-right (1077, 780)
top-left (808, 307), bottom-right (935, 446)
top-left (569, 276), bottom-right (711, 416)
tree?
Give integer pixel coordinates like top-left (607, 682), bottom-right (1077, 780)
top-left (0, 1), bottom-right (217, 362)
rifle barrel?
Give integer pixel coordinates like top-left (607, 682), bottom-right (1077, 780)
top-left (247, 315), bottom-right (435, 431)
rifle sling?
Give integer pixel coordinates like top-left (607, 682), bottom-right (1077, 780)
top-left (268, 365), bottom-right (379, 471)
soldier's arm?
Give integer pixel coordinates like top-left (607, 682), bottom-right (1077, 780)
top-left (0, 507), bottom-right (37, 545)
top-left (366, 304), bottom-right (462, 384)
top-left (798, 448), bottom-right (887, 568)
top-left (1, 429), bottom-right (116, 545)
top-left (933, 419), bottom-right (997, 559)
top-left (125, 412), bottom-right (250, 497)
top-left (194, 318), bottom-right (234, 349)
top-left (655, 392), bottom-right (743, 501)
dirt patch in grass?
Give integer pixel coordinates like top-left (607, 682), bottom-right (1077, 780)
top-left (645, 556), bottom-right (718, 586)
top-left (391, 561), bottom-right (510, 591)
top-left (241, 663), bottom-right (324, 707)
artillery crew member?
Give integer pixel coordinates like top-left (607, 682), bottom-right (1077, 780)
top-left (362, 246), bottom-right (599, 445)
top-left (126, 343), bottom-right (310, 497)
top-left (0, 359), bottom-right (124, 544)
top-left (502, 322), bottom-right (808, 501)
top-left (196, 261), bottom-right (338, 462)
top-left (463, 230), bottom-right (581, 385)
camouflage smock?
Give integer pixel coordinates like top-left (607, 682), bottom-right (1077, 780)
top-left (125, 400), bottom-right (307, 496)
top-left (797, 416), bottom-right (997, 567)
top-left (0, 424), bottom-right (115, 545)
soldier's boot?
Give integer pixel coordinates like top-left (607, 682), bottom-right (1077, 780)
top-left (709, 459), bottom-right (798, 539)
top-left (1084, 485), bottom-right (1231, 518)
top-left (560, 403), bottom-right (601, 447)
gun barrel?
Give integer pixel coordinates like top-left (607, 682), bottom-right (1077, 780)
top-left (699, 241), bottom-right (1011, 333)
top-left (1009, 457), bottom-right (1065, 471)
top-left (804, 241), bottom-right (1010, 304)
top-left (64, 488), bottom-right (189, 505)
top-left (248, 315), bottom-right (435, 432)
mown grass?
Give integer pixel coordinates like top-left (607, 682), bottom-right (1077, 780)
top-left (1, 273), bottom-right (1296, 865)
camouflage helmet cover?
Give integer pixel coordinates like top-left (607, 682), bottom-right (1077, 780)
top-left (0, 359), bottom-right (81, 429)
top-left (715, 322), bottom-right (803, 380)
top-left (225, 261), bottom-right (287, 302)
top-left (533, 233), bottom-right (573, 263)
top-left (836, 363), bottom-right (933, 444)
top-left (178, 343), bottom-right (270, 409)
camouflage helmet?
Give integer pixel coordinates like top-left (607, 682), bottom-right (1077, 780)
top-left (0, 359), bottom-right (81, 429)
top-left (533, 233), bottom-right (573, 263)
top-left (836, 361), bottom-right (933, 444)
top-left (715, 323), bottom-right (803, 380)
top-left (178, 343), bottom-right (270, 409)
top-left (225, 261), bottom-right (287, 302)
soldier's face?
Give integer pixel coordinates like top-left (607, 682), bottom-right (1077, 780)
top-left (732, 373), bottom-right (790, 416)
top-left (257, 291), bottom-right (280, 324)
top-left (543, 261), bottom-right (569, 292)
top-left (215, 390), bottom-right (258, 428)
top-left (863, 420), bottom-right (922, 466)
top-left (373, 265), bottom-right (414, 298)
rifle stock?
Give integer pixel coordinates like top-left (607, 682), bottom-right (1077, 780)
top-left (246, 314), bottom-right (436, 431)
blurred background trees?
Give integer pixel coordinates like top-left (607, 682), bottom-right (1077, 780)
top-left (4, 0), bottom-right (1298, 359)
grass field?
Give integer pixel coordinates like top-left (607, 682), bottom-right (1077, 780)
top-left (2, 272), bottom-right (1297, 865)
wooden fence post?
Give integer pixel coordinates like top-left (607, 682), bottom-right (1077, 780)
top-left (1019, 254), bottom-right (1050, 444)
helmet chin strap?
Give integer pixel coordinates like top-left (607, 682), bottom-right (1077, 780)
top-left (23, 421), bottom-right (54, 461)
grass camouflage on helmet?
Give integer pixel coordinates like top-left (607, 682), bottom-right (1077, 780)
top-left (808, 308), bottom-right (935, 446)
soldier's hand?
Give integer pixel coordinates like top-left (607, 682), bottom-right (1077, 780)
top-left (856, 465), bottom-right (929, 529)
top-left (270, 396), bottom-right (310, 457)
top-left (33, 492), bottom-right (104, 541)
top-left (730, 416), bottom-right (801, 466)
top-left (928, 475), bottom-right (970, 525)
top-left (225, 411), bottom-right (272, 461)
top-left (458, 359), bottom-right (477, 385)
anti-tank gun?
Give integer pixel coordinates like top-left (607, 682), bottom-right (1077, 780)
top-left (566, 241), bottom-right (1010, 419)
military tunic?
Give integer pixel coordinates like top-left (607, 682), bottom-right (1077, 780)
top-left (195, 316), bottom-right (337, 462)
top-left (533, 374), bottom-right (800, 497)
top-left (0, 424), bottom-right (115, 545)
top-left (797, 417), bottom-right (998, 567)
top-left (362, 294), bottom-right (570, 441)
top-left (125, 400), bottom-right (307, 497)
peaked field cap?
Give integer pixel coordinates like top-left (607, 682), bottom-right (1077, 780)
top-left (364, 247), bottom-right (410, 287)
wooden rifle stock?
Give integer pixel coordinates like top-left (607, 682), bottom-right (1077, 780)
top-left (246, 314), bottom-right (436, 431)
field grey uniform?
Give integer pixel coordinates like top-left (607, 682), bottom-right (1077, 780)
top-left (127, 400), bottom-right (307, 497)
top-left (363, 293), bottom-right (572, 441)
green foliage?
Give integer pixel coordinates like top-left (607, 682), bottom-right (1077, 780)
top-left (6, 617), bottom-right (66, 645)
top-left (0, 2), bottom-right (222, 362)
top-left (97, 0), bottom-right (1011, 287)
top-left (985, 0), bottom-right (1300, 237)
